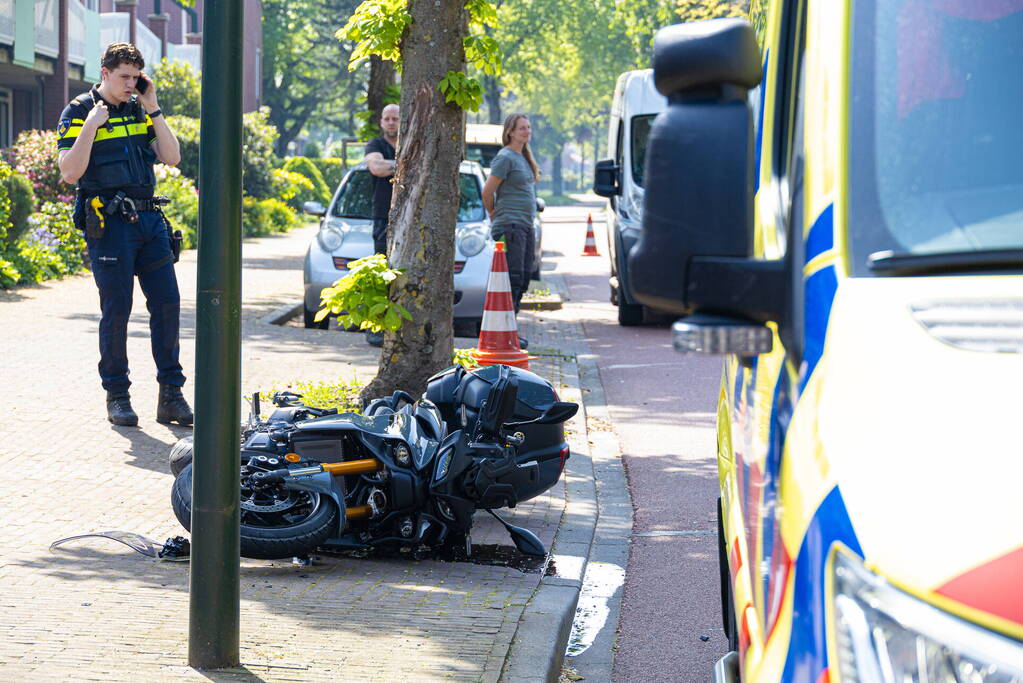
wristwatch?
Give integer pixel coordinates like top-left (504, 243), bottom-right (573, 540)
top-left (148, 109), bottom-right (163, 118)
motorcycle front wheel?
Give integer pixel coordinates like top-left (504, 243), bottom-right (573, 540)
top-left (171, 459), bottom-right (338, 560)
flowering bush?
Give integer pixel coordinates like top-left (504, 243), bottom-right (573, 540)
top-left (282, 156), bottom-right (332, 205)
top-left (0, 202), bottom-right (85, 288)
top-left (155, 164), bottom-right (199, 248)
top-left (271, 168), bottom-right (315, 209)
top-left (7, 130), bottom-right (73, 208)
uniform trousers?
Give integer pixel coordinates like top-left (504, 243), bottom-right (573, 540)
top-left (83, 208), bottom-right (185, 393)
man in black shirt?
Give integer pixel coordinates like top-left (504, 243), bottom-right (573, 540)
top-left (362, 103), bottom-right (399, 346)
top-left (364, 103), bottom-right (399, 255)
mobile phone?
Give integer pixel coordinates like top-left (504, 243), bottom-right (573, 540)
top-left (136, 73), bottom-right (149, 94)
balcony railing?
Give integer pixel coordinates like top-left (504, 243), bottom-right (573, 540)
top-left (35, 0), bottom-right (58, 58)
top-left (0, 0), bottom-right (14, 45)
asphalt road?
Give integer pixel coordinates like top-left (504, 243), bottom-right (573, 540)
top-left (542, 200), bottom-right (727, 682)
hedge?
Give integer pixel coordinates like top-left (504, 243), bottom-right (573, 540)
top-left (282, 156), bottom-right (332, 206)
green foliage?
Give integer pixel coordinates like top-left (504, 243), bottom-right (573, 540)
top-left (263, 0), bottom-right (362, 154)
top-left (452, 348), bottom-right (480, 370)
top-left (676, 0), bottom-right (748, 21)
top-left (355, 83), bottom-right (400, 141)
top-left (341, 0), bottom-right (500, 114)
top-left (2, 168), bottom-right (35, 243)
top-left (439, 70), bottom-right (485, 111)
top-left (271, 168), bottom-right (316, 209)
top-left (6, 130), bottom-right (74, 208)
top-left (260, 377), bottom-right (364, 414)
top-left (149, 58), bottom-right (201, 118)
top-left (282, 156), bottom-right (332, 205)
top-left (310, 157), bottom-right (346, 193)
top-left (242, 196), bottom-right (300, 237)
top-left (338, 0), bottom-right (411, 70)
top-left (167, 108), bottom-right (280, 199)
top-left (1, 202), bottom-right (86, 288)
top-left (316, 253), bottom-right (412, 333)
top-left (155, 164), bottom-right (199, 249)
top-left (303, 140), bottom-right (322, 158)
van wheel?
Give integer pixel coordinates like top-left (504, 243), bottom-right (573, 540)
top-left (718, 499), bottom-right (740, 651)
top-left (617, 301), bottom-right (643, 326)
top-left (304, 306), bottom-right (329, 329)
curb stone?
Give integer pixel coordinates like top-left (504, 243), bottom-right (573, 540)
top-left (259, 302), bottom-right (302, 326)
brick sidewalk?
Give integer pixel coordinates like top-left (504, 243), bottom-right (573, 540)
top-left (0, 223), bottom-right (588, 681)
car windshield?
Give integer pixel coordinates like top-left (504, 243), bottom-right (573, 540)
top-left (848, 1), bottom-right (1023, 275)
top-left (631, 115), bottom-right (655, 188)
top-left (331, 170), bottom-right (485, 222)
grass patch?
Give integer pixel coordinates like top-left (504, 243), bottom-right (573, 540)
top-left (259, 376), bottom-right (364, 414)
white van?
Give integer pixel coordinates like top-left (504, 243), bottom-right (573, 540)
top-left (593, 69), bottom-right (667, 325)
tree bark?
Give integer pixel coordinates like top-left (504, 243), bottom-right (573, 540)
top-left (361, 0), bottom-right (467, 401)
top-left (483, 74), bottom-right (502, 124)
top-left (552, 141), bottom-right (564, 196)
top-left (366, 55), bottom-right (397, 133)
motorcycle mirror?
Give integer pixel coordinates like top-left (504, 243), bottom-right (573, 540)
top-left (486, 509), bottom-right (547, 557)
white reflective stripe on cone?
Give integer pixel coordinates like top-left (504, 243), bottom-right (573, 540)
top-left (486, 269), bottom-right (512, 293)
top-left (480, 309), bottom-right (518, 332)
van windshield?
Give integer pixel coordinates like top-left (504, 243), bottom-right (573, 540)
top-left (631, 115), bottom-right (656, 188)
top-left (848, 1), bottom-right (1023, 276)
top-left (466, 143), bottom-right (502, 168)
top-left (331, 170), bottom-right (485, 222)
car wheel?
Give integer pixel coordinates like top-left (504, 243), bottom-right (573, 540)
top-left (617, 301), bottom-right (643, 326)
top-left (304, 306), bottom-right (329, 329)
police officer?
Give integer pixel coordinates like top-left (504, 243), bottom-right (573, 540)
top-left (57, 43), bottom-right (192, 427)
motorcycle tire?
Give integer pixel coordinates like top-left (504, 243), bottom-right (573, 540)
top-left (171, 462), bottom-right (338, 560)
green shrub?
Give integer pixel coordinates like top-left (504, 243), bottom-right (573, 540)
top-left (311, 157), bottom-right (346, 194)
top-left (303, 140), bottom-right (322, 158)
top-left (316, 254), bottom-right (412, 332)
top-left (282, 156), bottom-right (331, 205)
top-left (242, 196), bottom-right (299, 237)
top-left (3, 170), bottom-right (35, 243)
top-left (167, 108), bottom-right (280, 199)
top-left (149, 58), bottom-right (201, 118)
top-left (2, 202), bottom-right (86, 287)
top-left (270, 168), bottom-right (315, 210)
top-left (7, 130), bottom-right (74, 208)
top-left (155, 164), bottom-right (199, 249)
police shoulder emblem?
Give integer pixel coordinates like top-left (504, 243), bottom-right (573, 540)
top-left (58, 119), bottom-right (71, 137)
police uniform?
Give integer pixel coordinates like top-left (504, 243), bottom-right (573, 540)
top-left (58, 86), bottom-right (190, 425)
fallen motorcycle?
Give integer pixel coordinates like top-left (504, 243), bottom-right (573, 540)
top-left (169, 364), bottom-right (578, 560)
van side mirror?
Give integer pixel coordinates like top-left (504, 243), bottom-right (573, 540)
top-left (628, 18), bottom-right (787, 352)
top-left (593, 159), bottom-right (620, 198)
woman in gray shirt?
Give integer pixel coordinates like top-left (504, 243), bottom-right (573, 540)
top-left (482, 113), bottom-right (541, 341)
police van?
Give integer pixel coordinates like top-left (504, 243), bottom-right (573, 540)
top-left (593, 69), bottom-right (667, 325)
top-left (630, 3), bottom-right (1023, 682)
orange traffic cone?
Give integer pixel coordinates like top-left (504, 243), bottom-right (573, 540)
top-left (581, 214), bottom-right (600, 256)
top-left (472, 242), bottom-right (535, 370)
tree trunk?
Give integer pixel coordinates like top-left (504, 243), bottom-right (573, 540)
top-left (483, 74), bottom-right (502, 124)
top-left (360, 0), bottom-right (467, 401)
top-left (552, 142), bottom-right (564, 196)
top-left (366, 55), bottom-right (397, 132)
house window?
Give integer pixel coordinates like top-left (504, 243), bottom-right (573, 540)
top-left (0, 88), bottom-right (12, 148)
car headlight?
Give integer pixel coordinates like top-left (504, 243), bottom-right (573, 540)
top-left (317, 225), bottom-right (344, 252)
top-left (457, 229), bottom-right (487, 257)
top-left (830, 548), bottom-right (1023, 683)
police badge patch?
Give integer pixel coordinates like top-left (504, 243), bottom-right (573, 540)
top-left (58, 119), bottom-right (71, 137)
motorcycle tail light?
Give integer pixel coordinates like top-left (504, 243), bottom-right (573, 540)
top-left (558, 446), bottom-right (570, 473)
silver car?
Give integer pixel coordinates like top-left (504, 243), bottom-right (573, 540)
top-left (303, 161), bottom-right (496, 333)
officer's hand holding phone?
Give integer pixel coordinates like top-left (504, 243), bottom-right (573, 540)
top-left (136, 73), bottom-right (158, 112)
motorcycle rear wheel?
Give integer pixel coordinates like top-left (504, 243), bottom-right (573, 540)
top-left (171, 461), bottom-right (338, 560)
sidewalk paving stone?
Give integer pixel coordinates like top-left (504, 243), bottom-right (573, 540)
top-left (0, 222), bottom-right (594, 681)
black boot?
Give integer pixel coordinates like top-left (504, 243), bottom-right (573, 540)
top-left (157, 384), bottom-right (194, 426)
top-left (107, 391), bottom-right (139, 427)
